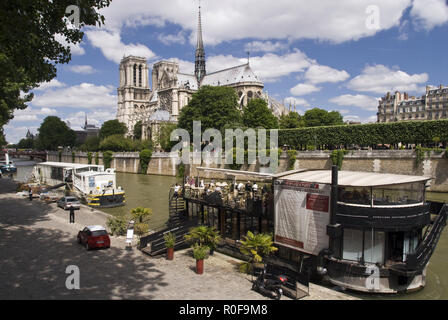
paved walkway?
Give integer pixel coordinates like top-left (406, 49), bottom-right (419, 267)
top-left (0, 178), bottom-right (358, 300)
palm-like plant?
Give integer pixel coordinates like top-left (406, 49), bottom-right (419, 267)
top-left (131, 207), bottom-right (152, 223)
top-left (184, 225), bottom-right (221, 252)
top-left (239, 231), bottom-right (278, 273)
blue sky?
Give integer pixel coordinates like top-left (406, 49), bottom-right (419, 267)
top-left (5, 0), bottom-right (448, 143)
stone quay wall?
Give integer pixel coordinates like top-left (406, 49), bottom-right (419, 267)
top-left (46, 150), bottom-right (448, 192)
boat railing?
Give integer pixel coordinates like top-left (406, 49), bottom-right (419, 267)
top-left (405, 204), bottom-right (447, 273)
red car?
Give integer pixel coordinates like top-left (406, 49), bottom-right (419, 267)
top-left (77, 225), bottom-right (110, 250)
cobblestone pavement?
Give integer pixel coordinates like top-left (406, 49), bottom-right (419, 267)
top-left (0, 178), bottom-right (358, 300)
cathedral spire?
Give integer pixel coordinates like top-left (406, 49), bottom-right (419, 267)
top-left (195, 3), bottom-right (206, 85)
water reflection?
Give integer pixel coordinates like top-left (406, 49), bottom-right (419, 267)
top-left (102, 172), bottom-right (179, 229)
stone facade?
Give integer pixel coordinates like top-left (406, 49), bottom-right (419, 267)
top-left (378, 85), bottom-right (448, 123)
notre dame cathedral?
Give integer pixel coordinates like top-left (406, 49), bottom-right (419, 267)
top-left (116, 6), bottom-right (288, 142)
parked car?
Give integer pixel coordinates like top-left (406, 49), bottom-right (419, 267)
top-left (57, 196), bottom-right (81, 210)
top-left (77, 225), bottom-right (111, 250)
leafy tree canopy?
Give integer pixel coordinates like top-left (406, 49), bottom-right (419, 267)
top-left (36, 116), bottom-right (76, 150)
top-left (242, 98), bottom-right (278, 130)
top-left (133, 120), bottom-right (142, 140)
top-left (178, 85), bottom-right (242, 137)
top-left (303, 108), bottom-right (344, 127)
top-left (157, 122), bottom-right (178, 152)
top-left (279, 111), bottom-right (303, 129)
top-left (0, 0), bottom-right (111, 142)
top-left (99, 119), bottom-right (127, 139)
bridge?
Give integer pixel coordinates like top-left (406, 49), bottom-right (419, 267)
top-left (0, 150), bottom-right (47, 162)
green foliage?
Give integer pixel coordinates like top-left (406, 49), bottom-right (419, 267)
top-left (134, 223), bottom-right (149, 236)
top-left (95, 152), bottom-right (100, 165)
top-left (133, 120), bottom-right (142, 140)
top-left (58, 150), bottom-right (62, 162)
top-left (139, 149), bottom-right (152, 174)
top-left (242, 98), bottom-right (278, 129)
top-left (185, 225), bottom-right (221, 252)
top-left (0, 1), bottom-right (111, 134)
top-left (279, 112), bottom-right (303, 129)
top-left (177, 162), bottom-right (185, 179)
top-left (130, 207), bottom-right (152, 223)
top-left (239, 231), bottom-right (278, 273)
top-left (106, 215), bottom-right (128, 236)
top-left (164, 232), bottom-right (176, 248)
top-left (278, 120), bottom-right (448, 149)
top-left (36, 116), bottom-right (76, 150)
top-left (99, 120), bottom-right (127, 140)
top-left (302, 108), bottom-right (344, 127)
top-left (157, 122), bottom-right (178, 152)
top-left (99, 134), bottom-right (152, 152)
top-left (71, 151), bottom-right (75, 163)
top-left (330, 149), bottom-right (347, 170)
top-left (17, 138), bottom-right (34, 149)
top-left (80, 136), bottom-right (100, 152)
top-left (102, 150), bottom-right (113, 169)
top-left (178, 85), bottom-right (242, 137)
top-left (192, 243), bottom-right (210, 261)
top-left (287, 150), bottom-right (297, 170)
top-left (87, 152), bottom-right (92, 165)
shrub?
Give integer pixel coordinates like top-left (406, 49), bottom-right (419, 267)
top-left (71, 151), bottom-right (75, 163)
top-left (192, 243), bottom-right (209, 261)
top-left (103, 150), bottom-right (113, 169)
top-left (139, 149), bottom-right (152, 174)
top-left (95, 152), bottom-right (100, 165)
top-left (164, 232), bottom-right (176, 248)
top-left (286, 149), bottom-right (297, 170)
top-left (239, 231), bottom-right (278, 273)
top-left (131, 207), bottom-right (152, 223)
top-left (106, 215), bottom-right (128, 236)
top-left (134, 222), bottom-right (149, 236)
top-left (87, 152), bottom-right (92, 164)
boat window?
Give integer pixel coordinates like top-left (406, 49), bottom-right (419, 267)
top-left (342, 229), bottom-right (363, 261)
top-left (364, 230), bottom-right (385, 264)
top-left (372, 182), bottom-right (423, 206)
top-left (338, 186), bottom-right (371, 205)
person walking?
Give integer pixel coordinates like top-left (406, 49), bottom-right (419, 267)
top-left (69, 204), bottom-right (75, 223)
top-left (28, 187), bottom-right (33, 201)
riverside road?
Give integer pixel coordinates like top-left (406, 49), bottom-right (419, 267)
top-left (0, 178), bottom-right (356, 300)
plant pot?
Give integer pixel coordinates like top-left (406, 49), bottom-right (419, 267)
top-left (196, 259), bottom-right (204, 275)
top-left (167, 247), bottom-right (174, 260)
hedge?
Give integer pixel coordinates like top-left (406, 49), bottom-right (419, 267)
top-left (278, 119), bottom-right (448, 149)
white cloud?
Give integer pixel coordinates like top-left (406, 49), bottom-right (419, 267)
top-left (244, 41), bottom-right (288, 53)
top-left (54, 34), bottom-right (85, 56)
top-left (343, 115), bottom-right (377, 124)
top-left (284, 97), bottom-right (310, 108)
top-left (32, 83), bottom-right (117, 109)
top-left (207, 49), bottom-right (313, 82)
top-left (329, 94), bottom-right (380, 111)
top-left (290, 83), bottom-right (321, 96)
top-left (304, 64), bottom-right (350, 84)
top-left (86, 30), bottom-right (157, 64)
top-left (158, 31), bottom-right (186, 45)
top-left (67, 65), bottom-right (97, 74)
top-left (4, 125), bottom-right (39, 144)
top-left (347, 64), bottom-right (428, 94)
top-left (34, 79), bottom-right (66, 91)
top-left (65, 109), bottom-right (117, 130)
top-left (410, 0), bottom-right (448, 30)
top-left (97, 0), bottom-right (412, 45)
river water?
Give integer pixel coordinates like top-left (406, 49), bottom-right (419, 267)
top-left (10, 160), bottom-right (448, 300)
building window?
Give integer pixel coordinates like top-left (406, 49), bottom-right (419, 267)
top-left (133, 64), bottom-right (137, 86)
top-left (139, 65), bottom-right (142, 87)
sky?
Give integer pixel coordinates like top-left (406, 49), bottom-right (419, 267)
top-left (5, 0), bottom-right (448, 143)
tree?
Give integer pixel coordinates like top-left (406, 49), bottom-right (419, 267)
top-left (80, 136), bottom-right (100, 152)
top-left (178, 85), bottom-right (242, 137)
top-left (36, 116), bottom-right (76, 150)
top-left (0, 0), bottom-right (111, 142)
top-left (303, 108), bottom-right (344, 127)
top-left (17, 138), bottom-right (35, 149)
top-left (133, 120), bottom-right (142, 140)
top-left (157, 122), bottom-right (178, 151)
top-left (99, 120), bottom-right (128, 139)
top-left (239, 231), bottom-right (278, 273)
top-left (242, 98), bottom-right (278, 129)
top-left (279, 112), bottom-right (303, 129)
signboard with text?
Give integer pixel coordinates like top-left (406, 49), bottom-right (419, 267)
top-left (274, 179), bottom-right (330, 255)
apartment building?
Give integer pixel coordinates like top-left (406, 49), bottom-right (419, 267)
top-left (377, 85), bottom-right (448, 123)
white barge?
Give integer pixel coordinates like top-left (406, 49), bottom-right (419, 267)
top-left (34, 162), bottom-right (125, 208)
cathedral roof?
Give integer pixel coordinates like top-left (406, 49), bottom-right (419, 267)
top-left (149, 109), bottom-right (176, 122)
top-left (201, 63), bottom-right (263, 87)
top-left (177, 73), bottom-right (199, 90)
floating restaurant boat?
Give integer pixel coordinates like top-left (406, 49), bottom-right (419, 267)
top-left (177, 166), bottom-right (447, 294)
top-left (34, 162), bottom-right (125, 208)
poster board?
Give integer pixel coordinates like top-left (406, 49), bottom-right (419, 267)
top-left (274, 179), bottom-right (330, 255)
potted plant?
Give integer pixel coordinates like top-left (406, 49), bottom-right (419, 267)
top-left (239, 231), bottom-right (278, 274)
top-left (192, 243), bottom-right (209, 275)
top-left (164, 232), bottom-right (176, 260)
top-left (185, 225), bottom-right (221, 255)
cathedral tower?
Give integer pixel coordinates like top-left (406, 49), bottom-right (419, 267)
top-left (116, 56), bottom-right (151, 136)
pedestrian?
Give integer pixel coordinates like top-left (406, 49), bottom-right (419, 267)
top-left (174, 183), bottom-right (180, 199)
top-left (29, 187), bottom-right (33, 201)
top-left (69, 204), bottom-right (75, 223)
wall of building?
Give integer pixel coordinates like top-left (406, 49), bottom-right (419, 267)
top-left (47, 150), bottom-right (448, 192)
